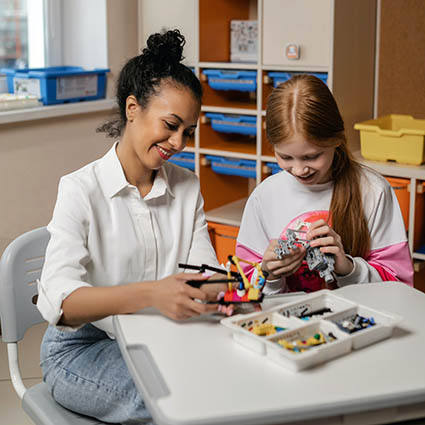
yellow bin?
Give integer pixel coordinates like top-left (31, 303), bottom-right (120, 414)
top-left (354, 115), bottom-right (425, 165)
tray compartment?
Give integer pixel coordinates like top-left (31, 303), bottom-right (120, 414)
top-left (327, 305), bottom-right (402, 349)
top-left (265, 320), bottom-right (351, 371)
top-left (277, 291), bottom-right (356, 321)
top-left (221, 311), bottom-right (300, 355)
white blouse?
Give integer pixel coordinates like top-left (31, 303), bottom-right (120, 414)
top-left (37, 143), bottom-right (219, 335)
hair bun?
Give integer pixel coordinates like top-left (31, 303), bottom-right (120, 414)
top-left (145, 29), bottom-right (185, 66)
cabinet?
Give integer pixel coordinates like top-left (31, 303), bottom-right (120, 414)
top-left (138, 0), bottom-right (425, 264)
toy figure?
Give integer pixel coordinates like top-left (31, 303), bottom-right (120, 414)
top-left (274, 229), bottom-right (335, 284)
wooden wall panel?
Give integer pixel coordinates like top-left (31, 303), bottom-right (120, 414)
top-left (378, 0), bottom-right (425, 118)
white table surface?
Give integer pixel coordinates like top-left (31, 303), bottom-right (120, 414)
top-left (113, 282), bottom-right (425, 425)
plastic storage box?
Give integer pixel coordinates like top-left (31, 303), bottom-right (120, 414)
top-left (0, 73), bottom-right (8, 93)
top-left (168, 152), bottom-right (195, 171)
top-left (266, 71), bottom-right (328, 87)
top-left (205, 113), bottom-right (257, 136)
top-left (202, 70), bottom-right (257, 92)
top-left (1, 67), bottom-right (51, 93)
top-left (354, 115), bottom-right (425, 165)
top-left (221, 289), bottom-right (401, 372)
top-left (205, 155), bottom-right (256, 178)
top-left (0, 66), bottom-right (109, 105)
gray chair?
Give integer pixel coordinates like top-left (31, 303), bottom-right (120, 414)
top-left (0, 227), bottom-right (108, 425)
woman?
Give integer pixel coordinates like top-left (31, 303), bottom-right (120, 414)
top-left (37, 30), bottom-right (225, 424)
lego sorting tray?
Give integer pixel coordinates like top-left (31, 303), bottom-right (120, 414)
top-left (221, 289), bottom-right (402, 372)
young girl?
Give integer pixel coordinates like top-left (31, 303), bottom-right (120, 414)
top-left (37, 30), bottom-right (226, 424)
top-left (236, 74), bottom-right (413, 294)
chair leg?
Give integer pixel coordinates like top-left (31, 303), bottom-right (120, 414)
top-left (7, 343), bottom-right (27, 399)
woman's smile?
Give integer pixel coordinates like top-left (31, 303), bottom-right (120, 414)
top-left (155, 144), bottom-right (173, 160)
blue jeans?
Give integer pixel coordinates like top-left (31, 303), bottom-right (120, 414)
top-left (40, 323), bottom-right (153, 424)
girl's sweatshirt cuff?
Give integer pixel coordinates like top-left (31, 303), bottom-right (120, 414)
top-left (335, 255), bottom-right (360, 287)
top-left (263, 277), bottom-right (287, 294)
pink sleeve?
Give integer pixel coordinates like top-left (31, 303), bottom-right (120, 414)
top-left (366, 241), bottom-right (413, 286)
top-left (235, 242), bottom-right (263, 281)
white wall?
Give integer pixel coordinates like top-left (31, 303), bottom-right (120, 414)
top-left (62, 0), bottom-right (108, 68)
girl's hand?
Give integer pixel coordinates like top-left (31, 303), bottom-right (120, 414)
top-left (262, 239), bottom-right (306, 280)
top-left (306, 219), bottom-right (354, 276)
top-left (151, 273), bottom-right (222, 320)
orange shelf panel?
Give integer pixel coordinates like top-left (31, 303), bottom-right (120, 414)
top-left (200, 158), bottom-right (250, 211)
top-left (199, 0), bottom-right (251, 62)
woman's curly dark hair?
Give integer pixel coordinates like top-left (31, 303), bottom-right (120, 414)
top-left (97, 29), bottom-right (202, 139)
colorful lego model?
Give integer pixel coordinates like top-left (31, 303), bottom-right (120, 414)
top-left (274, 228), bottom-right (335, 284)
top-left (178, 255), bottom-right (268, 305)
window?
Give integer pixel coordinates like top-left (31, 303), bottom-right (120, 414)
top-left (0, 0), bottom-right (29, 68)
top-left (0, 0), bottom-right (107, 70)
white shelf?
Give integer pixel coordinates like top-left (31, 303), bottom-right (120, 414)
top-left (199, 62), bottom-right (258, 70)
top-left (261, 155), bottom-right (276, 161)
top-left (205, 198), bottom-right (247, 227)
top-left (262, 64), bottom-right (329, 72)
top-left (354, 151), bottom-right (425, 180)
top-left (201, 106), bottom-right (257, 115)
top-left (413, 253), bottom-right (425, 261)
top-left (0, 98), bottom-right (117, 125)
top-left (199, 148), bottom-right (257, 161)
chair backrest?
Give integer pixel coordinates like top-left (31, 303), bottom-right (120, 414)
top-left (0, 227), bottom-right (50, 343)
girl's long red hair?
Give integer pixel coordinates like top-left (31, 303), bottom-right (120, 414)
top-left (266, 74), bottom-right (370, 257)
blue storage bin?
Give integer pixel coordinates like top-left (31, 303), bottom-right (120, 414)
top-left (168, 152), bottom-right (195, 171)
top-left (0, 66), bottom-right (109, 105)
top-left (0, 67), bottom-right (54, 93)
top-left (205, 113), bottom-right (257, 136)
top-left (267, 72), bottom-right (328, 87)
top-left (266, 162), bottom-right (282, 175)
top-left (202, 69), bottom-right (257, 92)
top-left (205, 155), bottom-right (256, 178)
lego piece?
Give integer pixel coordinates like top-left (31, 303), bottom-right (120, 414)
top-left (276, 331), bottom-right (336, 353)
top-left (335, 314), bottom-right (376, 334)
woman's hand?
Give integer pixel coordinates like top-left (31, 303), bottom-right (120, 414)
top-left (262, 239), bottom-right (306, 279)
top-left (306, 219), bottom-right (354, 276)
top-left (199, 273), bottom-right (229, 302)
top-left (151, 273), bottom-right (222, 320)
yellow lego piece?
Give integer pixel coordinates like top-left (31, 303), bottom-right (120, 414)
top-left (251, 323), bottom-right (276, 336)
top-left (247, 287), bottom-right (260, 300)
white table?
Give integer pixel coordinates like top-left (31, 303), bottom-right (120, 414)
top-left (113, 282), bottom-right (425, 425)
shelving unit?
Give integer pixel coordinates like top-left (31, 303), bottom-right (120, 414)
top-left (138, 0), bottom-right (425, 264)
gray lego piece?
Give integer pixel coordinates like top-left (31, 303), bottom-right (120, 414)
top-left (275, 228), bottom-right (335, 283)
